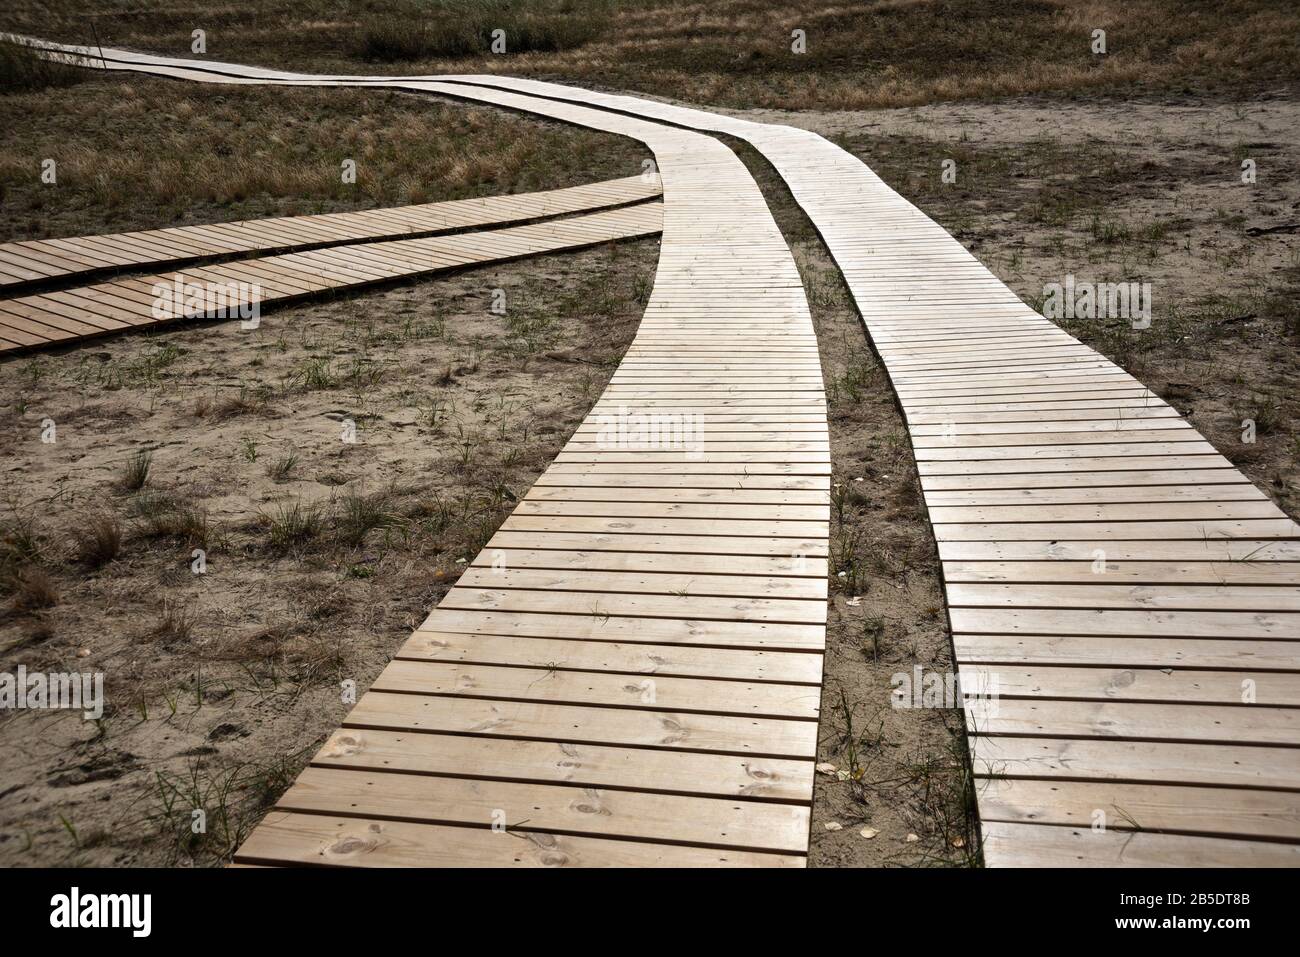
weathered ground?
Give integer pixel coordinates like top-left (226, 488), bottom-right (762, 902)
top-left (0, 236), bottom-right (658, 865)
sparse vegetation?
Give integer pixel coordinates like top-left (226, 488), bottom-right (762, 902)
top-left (131, 492), bottom-right (211, 547)
top-left (11, 565), bottom-right (58, 611)
top-left (118, 449), bottom-right (152, 491)
top-left (267, 451), bottom-right (299, 481)
top-left (335, 488), bottom-right (406, 548)
top-left (149, 598), bottom-right (197, 644)
top-left (72, 514), bottom-right (123, 568)
top-left (5, 0), bottom-right (1298, 110)
top-left (261, 499), bottom-right (324, 553)
top-left (0, 64), bottom-right (641, 244)
top-left (356, 0), bottom-right (610, 61)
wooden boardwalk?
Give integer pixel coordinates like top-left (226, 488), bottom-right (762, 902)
top-left (15, 37), bottom-right (1299, 866)
top-left (16, 39), bottom-right (830, 866)
top-left (425, 78), bottom-right (1300, 867)
top-left (0, 175), bottom-right (660, 292)
top-left (0, 201), bottom-right (663, 352)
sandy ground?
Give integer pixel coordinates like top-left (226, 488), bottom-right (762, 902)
top-left (725, 140), bottom-right (973, 866)
top-left (0, 238), bottom-right (657, 865)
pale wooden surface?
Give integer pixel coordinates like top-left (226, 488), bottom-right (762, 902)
top-left (15, 38), bottom-right (830, 868)
top-left (0, 201), bottom-right (662, 352)
top-left (415, 74), bottom-right (1300, 868)
top-left (0, 174), bottom-right (660, 291)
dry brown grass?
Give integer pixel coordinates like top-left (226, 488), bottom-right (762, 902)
top-left (72, 514), bottom-right (123, 568)
top-left (149, 599), bottom-right (197, 645)
top-left (0, 69), bottom-right (643, 241)
top-left (10, 565), bottom-right (58, 612)
top-left (2, 0), bottom-right (1295, 111)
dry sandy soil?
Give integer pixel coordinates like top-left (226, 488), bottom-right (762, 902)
top-left (0, 238), bottom-right (658, 865)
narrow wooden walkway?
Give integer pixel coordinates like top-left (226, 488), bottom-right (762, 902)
top-left (14, 39), bottom-right (831, 866)
top-left (420, 77), bottom-right (1300, 867)
top-left (0, 201), bottom-right (663, 352)
top-left (0, 175), bottom-right (660, 291)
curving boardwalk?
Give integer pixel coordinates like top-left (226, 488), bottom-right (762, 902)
top-left (0, 175), bottom-right (660, 291)
top-left (0, 200), bottom-right (664, 352)
top-left (13, 37), bottom-right (1300, 866)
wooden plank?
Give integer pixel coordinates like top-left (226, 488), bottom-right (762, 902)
top-left (970, 736), bottom-right (1300, 789)
top-left (954, 633), bottom-right (1300, 670)
top-left (370, 660), bottom-right (822, 719)
top-left (946, 582), bottom-right (1300, 612)
top-left (398, 631), bottom-right (825, 684)
top-left (311, 728), bottom-right (814, 800)
top-left (949, 607), bottom-right (1298, 639)
top-left (455, 565), bottom-right (827, 599)
top-left (471, 547), bottom-right (828, 578)
top-left (979, 778), bottom-right (1300, 840)
top-left (964, 697), bottom-right (1300, 745)
top-left (980, 821), bottom-right (1300, 867)
top-left (938, 539), bottom-right (1300, 562)
top-left (439, 585), bottom-right (826, 624)
top-left (943, 560), bottom-right (1300, 584)
top-left (345, 692), bottom-right (819, 757)
top-left (234, 812), bottom-right (802, 867)
top-left (0, 174), bottom-right (663, 290)
top-left (273, 767), bottom-right (811, 852)
top-left (961, 664), bottom-right (1300, 704)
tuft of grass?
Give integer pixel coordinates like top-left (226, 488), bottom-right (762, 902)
top-left (1089, 215), bottom-right (1131, 245)
top-left (0, 513), bottom-right (42, 574)
top-left (148, 753), bottom-right (305, 864)
top-left (1244, 395), bottom-right (1282, 436)
top-left (897, 730), bottom-right (983, 868)
top-left (267, 451), bottom-right (299, 482)
top-left (213, 388), bottom-right (265, 420)
top-left (861, 616), bottom-right (886, 662)
top-left (335, 488), bottom-right (407, 548)
top-left (118, 449), bottom-right (153, 491)
top-left (289, 357), bottom-right (336, 391)
top-left (356, 1), bottom-right (609, 61)
top-left (150, 599), bottom-right (196, 644)
top-left (11, 566), bottom-right (58, 612)
top-left (261, 500), bottom-right (324, 552)
top-left (131, 492), bottom-right (210, 547)
top-left (73, 514), bottom-right (122, 568)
